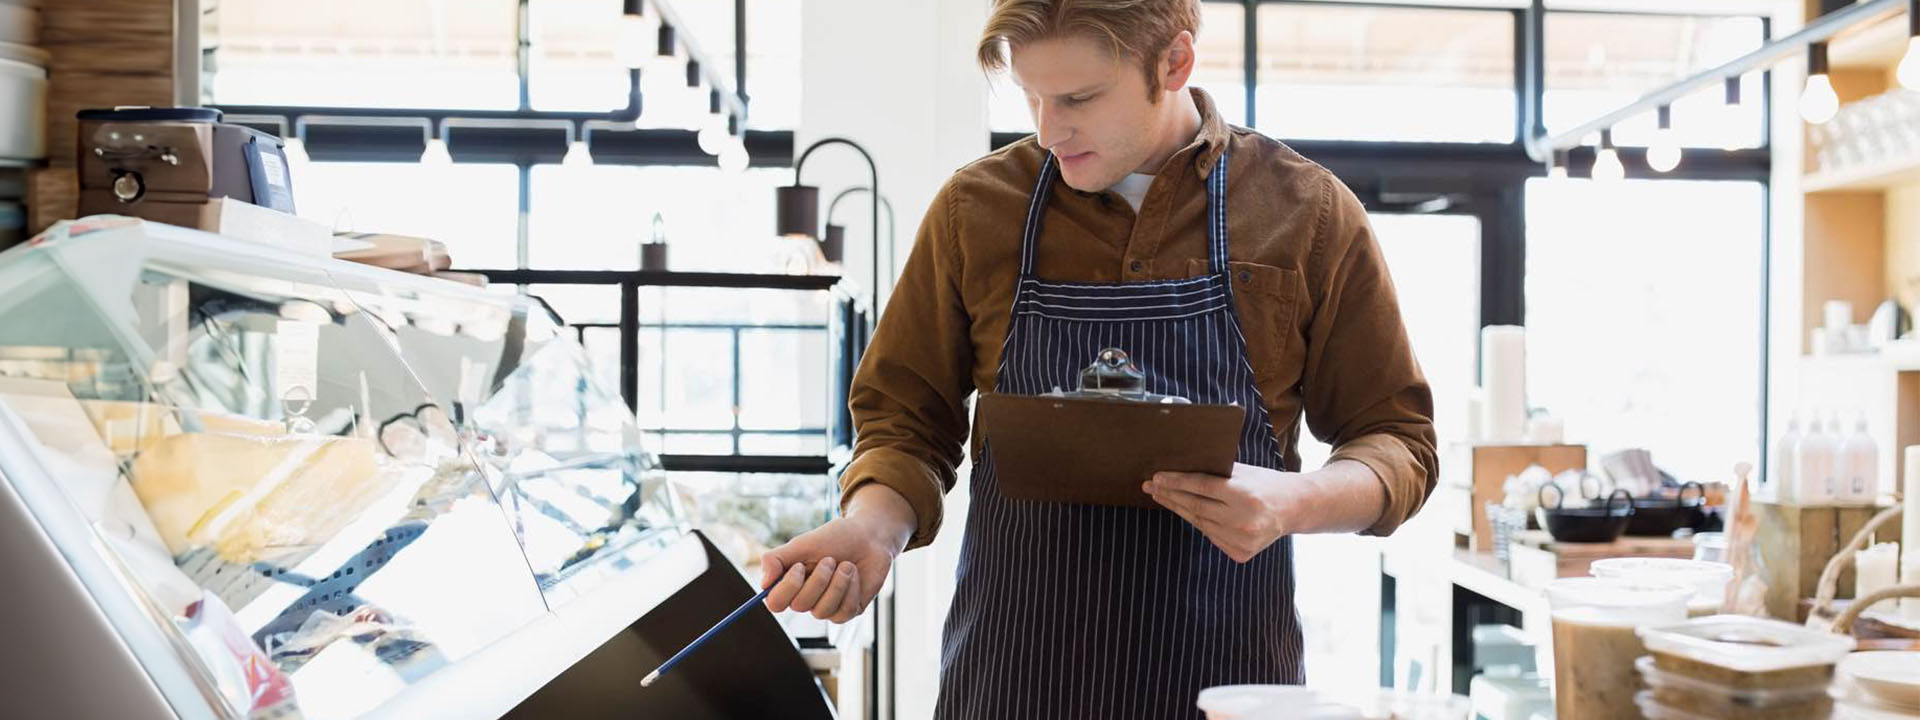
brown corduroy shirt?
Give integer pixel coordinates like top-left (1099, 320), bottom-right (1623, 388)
top-left (844, 88), bottom-right (1438, 550)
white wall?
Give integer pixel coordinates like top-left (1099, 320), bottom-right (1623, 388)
top-left (798, 2), bottom-right (990, 718)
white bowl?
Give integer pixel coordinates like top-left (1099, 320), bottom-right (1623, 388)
top-left (1840, 651), bottom-right (1920, 711)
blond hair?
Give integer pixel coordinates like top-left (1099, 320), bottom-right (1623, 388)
top-left (977, 0), bottom-right (1202, 97)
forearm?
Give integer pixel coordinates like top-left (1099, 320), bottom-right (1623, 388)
top-left (1282, 458), bottom-right (1388, 535)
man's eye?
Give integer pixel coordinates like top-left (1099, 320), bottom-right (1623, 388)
top-left (1063, 95), bottom-right (1092, 107)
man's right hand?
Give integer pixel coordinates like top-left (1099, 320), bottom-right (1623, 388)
top-left (760, 483), bottom-right (916, 623)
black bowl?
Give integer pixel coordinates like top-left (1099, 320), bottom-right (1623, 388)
top-left (1536, 487), bottom-right (1635, 544)
top-left (1623, 482), bottom-right (1707, 537)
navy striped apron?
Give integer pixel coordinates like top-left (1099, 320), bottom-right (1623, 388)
top-left (934, 149), bottom-right (1303, 720)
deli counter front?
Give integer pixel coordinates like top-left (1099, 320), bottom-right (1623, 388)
top-left (0, 217), bottom-right (837, 719)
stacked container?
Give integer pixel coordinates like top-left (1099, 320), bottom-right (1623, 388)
top-left (1634, 616), bottom-right (1857, 720)
top-left (0, 0), bottom-right (43, 164)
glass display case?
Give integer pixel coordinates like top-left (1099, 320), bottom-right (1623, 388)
top-left (0, 217), bottom-right (833, 719)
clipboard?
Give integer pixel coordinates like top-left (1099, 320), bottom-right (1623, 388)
top-left (977, 392), bottom-right (1245, 509)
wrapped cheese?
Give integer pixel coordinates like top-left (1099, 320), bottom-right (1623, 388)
top-left (130, 433), bottom-right (384, 564)
top-left (82, 400), bottom-right (285, 455)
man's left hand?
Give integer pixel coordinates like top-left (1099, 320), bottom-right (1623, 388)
top-left (1144, 463), bottom-right (1302, 564)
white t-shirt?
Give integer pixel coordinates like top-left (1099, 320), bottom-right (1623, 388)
top-left (1107, 172), bottom-right (1155, 212)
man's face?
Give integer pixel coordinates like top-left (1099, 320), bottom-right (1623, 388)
top-left (1009, 35), bottom-right (1168, 192)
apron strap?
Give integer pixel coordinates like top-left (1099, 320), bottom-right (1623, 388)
top-left (1017, 153), bottom-right (1058, 278)
top-left (1020, 149), bottom-right (1231, 277)
top-left (1207, 150), bottom-right (1230, 275)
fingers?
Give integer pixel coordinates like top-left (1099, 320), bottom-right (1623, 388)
top-left (1149, 471), bottom-right (1235, 503)
top-left (759, 551), bottom-right (788, 591)
top-left (764, 561), bottom-right (808, 612)
top-left (1144, 482), bottom-right (1227, 524)
top-left (788, 557), bottom-right (839, 614)
top-left (811, 561), bottom-right (858, 620)
top-left (830, 565), bottom-right (865, 623)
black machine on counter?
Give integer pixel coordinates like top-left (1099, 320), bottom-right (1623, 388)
top-left (75, 106), bottom-right (296, 229)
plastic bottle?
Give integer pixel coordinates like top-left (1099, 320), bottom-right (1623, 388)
top-left (1797, 415), bottom-right (1835, 505)
top-left (1772, 415), bottom-right (1800, 503)
top-left (1839, 413), bottom-right (1879, 503)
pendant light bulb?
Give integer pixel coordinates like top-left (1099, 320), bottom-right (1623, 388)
top-left (421, 137), bottom-right (451, 166)
top-left (616, 13), bottom-right (654, 70)
top-left (1548, 164), bottom-right (1568, 180)
top-left (1592, 147), bottom-right (1625, 182)
top-left (1647, 105), bottom-right (1681, 173)
top-left (1800, 73), bottom-right (1840, 125)
top-left (718, 138), bottom-right (749, 174)
top-left (697, 114), bottom-right (729, 156)
top-left (282, 137), bottom-right (309, 165)
top-left (1898, 36), bottom-right (1920, 91)
top-left (564, 140), bottom-right (593, 167)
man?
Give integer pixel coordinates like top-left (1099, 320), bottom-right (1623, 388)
top-left (761, 0), bottom-right (1437, 716)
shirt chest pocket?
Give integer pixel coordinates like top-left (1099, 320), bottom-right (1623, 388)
top-left (1188, 259), bottom-right (1303, 387)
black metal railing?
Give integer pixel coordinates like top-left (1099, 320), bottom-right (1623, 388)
top-left (469, 268), bottom-right (862, 476)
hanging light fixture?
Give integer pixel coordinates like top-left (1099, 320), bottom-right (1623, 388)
top-left (718, 137), bottom-right (750, 174)
top-left (1898, 0), bottom-right (1920, 91)
top-left (1592, 129), bottom-right (1625, 182)
top-left (646, 22), bottom-right (680, 74)
top-left (1800, 42), bottom-right (1840, 125)
top-left (565, 124), bottom-right (593, 167)
top-left (697, 90), bottom-right (729, 155)
top-left (421, 136), bottom-right (452, 165)
top-left (1548, 148), bottom-right (1569, 179)
top-left (1720, 76), bottom-right (1747, 152)
top-left (686, 59), bottom-right (702, 89)
top-left (1646, 105), bottom-right (1682, 173)
top-left (616, 0), bottom-right (654, 70)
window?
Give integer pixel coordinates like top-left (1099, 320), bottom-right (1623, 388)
top-left (1544, 13), bottom-right (1767, 149)
top-left (527, 165), bottom-right (791, 272)
top-left (1525, 178), bottom-right (1765, 485)
top-left (1295, 213), bottom-right (1483, 470)
top-left (986, 1), bottom-right (1245, 133)
top-left (208, 0), bottom-right (521, 109)
top-left (1254, 4), bottom-right (1515, 143)
top-left (293, 162), bottom-right (521, 269)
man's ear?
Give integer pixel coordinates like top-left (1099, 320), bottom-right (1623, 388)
top-left (1160, 30), bottom-right (1196, 95)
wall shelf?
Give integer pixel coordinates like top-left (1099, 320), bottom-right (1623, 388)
top-left (1805, 154), bottom-right (1920, 193)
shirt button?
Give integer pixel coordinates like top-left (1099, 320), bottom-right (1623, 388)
top-left (1129, 260), bottom-right (1144, 273)
top-left (1238, 270), bottom-right (1251, 282)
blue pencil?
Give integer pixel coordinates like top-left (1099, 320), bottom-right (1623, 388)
top-left (640, 579), bottom-right (780, 687)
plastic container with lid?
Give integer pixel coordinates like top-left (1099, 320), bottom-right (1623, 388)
top-left (1590, 557), bottom-right (1735, 615)
top-left (1637, 656), bottom-right (1837, 720)
top-left (1198, 685), bottom-right (1361, 720)
top-left (1545, 578), bottom-right (1692, 720)
top-left (1637, 615), bottom-right (1856, 687)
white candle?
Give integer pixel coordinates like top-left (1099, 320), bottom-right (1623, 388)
top-left (1857, 542), bottom-right (1900, 603)
top-left (1480, 326), bottom-right (1527, 443)
top-left (1905, 446), bottom-right (1920, 618)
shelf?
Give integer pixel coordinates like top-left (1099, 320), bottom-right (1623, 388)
top-left (1805, 154), bottom-right (1920, 193)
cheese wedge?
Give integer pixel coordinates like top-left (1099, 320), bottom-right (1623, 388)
top-left (129, 433), bottom-right (382, 563)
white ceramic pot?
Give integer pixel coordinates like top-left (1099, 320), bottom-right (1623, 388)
top-left (0, 40), bottom-right (46, 161)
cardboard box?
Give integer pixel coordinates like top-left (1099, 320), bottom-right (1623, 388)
top-left (75, 196), bottom-right (331, 257)
top-left (1754, 501), bottom-right (1904, 621)
top-left (1462, 443), bottom-right (1588, 551)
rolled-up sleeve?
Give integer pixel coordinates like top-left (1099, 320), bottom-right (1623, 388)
top-left (839, 184), bottom-right (974, 550)
top-left (1300, 177), bottom-right (1439, 536)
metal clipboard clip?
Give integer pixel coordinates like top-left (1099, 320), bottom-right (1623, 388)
top-left (1043, 348), bottom-right (1192, 405)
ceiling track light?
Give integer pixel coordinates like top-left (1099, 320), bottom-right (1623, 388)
top-left (1647, 105), bottom-right (1681, 173)
top-left (657, 23), bottom-right (676, 59)
top-left (1592, 129), bottom-right (1625, 182)
top-left (1724, 76), bottom-right (1743, 106)
top-left (686, 59), bottom-right (702, 88)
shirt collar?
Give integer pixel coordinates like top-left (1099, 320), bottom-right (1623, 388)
top-left (1187, 86), bottom-right (1232, 180)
